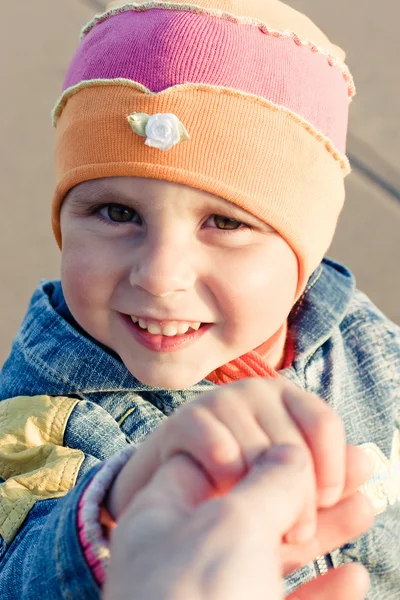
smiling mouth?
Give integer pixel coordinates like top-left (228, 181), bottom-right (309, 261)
top-left (121, 314), bottom-right (212, 353)
top-left (129, 316), bottom-right (207, 337)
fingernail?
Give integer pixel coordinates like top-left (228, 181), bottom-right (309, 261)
top-left (318, 486), bottom-right (342, 508)
top-left (286, 521), bottom-right (315, 544)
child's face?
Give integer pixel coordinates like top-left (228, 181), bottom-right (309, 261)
top-left (60, 177), bottom-right (298, 389)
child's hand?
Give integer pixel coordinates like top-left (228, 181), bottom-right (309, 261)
top-left (107, 378), bottom-right (371, 544)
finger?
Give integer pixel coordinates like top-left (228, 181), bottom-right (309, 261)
top-left (282, 492), bottom-right (374, 575)
top-left (282, 442), bottom-right (373, 526)
top-left (126, 445), bottom-right (309, 554)
top-left (115, 403), bottom-right (245, 517)
top-left (342, 444), bottom-right (373, 498)
top-left (281, 379), bottom-right (346, 507)
top-left (213, 380), bottom-right (314, 468)
top-left (209, 380), bottom-right (318, 543)
top-left (228, 445), bottom-right (311, 538)
top-left (288, 563), bottom-right (370, 600)
top-left (198, 385), bottom-right (274, 467)
top-left (129, 453), bottom-right (216, 519)
top-left (162, 403), bottom-right (247, 490)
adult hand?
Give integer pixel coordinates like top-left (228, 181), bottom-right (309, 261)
top-left (103, 445), bottom-right (372, 600)
top-left (108, 378), bottom-right (369, 545)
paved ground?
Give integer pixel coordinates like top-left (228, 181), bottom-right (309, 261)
top-left (0, 0), bottom-right (399, 365)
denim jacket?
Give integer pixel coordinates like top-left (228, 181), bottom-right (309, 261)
top-left (0, 257), bottom-right (399, 599)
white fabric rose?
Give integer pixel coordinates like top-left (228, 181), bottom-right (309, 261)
top-left (145, 113), bottom-right (182, 151)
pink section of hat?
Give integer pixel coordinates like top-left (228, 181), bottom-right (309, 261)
top-left (64, 8), bottom-right (349, 152)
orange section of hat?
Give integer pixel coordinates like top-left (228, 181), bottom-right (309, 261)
top-left (53, 84), bottom-right (345, 299)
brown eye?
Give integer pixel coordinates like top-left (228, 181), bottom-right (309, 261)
top-left (105, 204), bottom-right (137, 223)
top-left (213, 215), bottom-right (243, 230)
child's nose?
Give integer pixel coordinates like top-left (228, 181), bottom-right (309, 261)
top-left (129, 239), bottom-right (196, 297)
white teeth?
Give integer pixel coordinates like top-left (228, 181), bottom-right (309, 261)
top-left (147, 322), bottom-right (162, 335)
top-left (162, 324), bottom-right (179, 337)
top-left (177, 323), bottom-right (191, 335)
top-left (130, 316), bottom-right (203, 336)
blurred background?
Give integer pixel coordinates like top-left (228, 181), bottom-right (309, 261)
top-left (0, 0), bottom-right (399, 365)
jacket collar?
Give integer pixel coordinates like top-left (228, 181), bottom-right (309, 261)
top-left (14, 257), bottom-right (355, 395)
top-left (289, 257), bottom-right (355, 368)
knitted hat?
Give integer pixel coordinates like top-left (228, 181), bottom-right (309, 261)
top-left (52, 0), bottom-right (354, 298)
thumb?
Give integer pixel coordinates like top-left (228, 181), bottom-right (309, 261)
top-left (121, 454), bottom-right (217, 547)
top-left (127, 453), bottom-right (217, 520)
top-left (230, 444), bottom-right (310, 537)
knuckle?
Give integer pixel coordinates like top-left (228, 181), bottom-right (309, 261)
top-left (201, 378), bottom-right (287, 414)
top-left (168, 404), bottom-right (232, 463)
top-left (272, 376), bottom-right (296, 394)
top-left (182, 404), bottom-right (216, 437)
top-left (204, 389), bottom-right (233, 413)
top-left (233, 377), bottom-right (283, 407)
top-left (245, 377), bottom-right (281, 394)
top-left (164, 403), bottom-right (210, 443)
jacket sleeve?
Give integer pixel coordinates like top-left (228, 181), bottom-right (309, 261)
top-left (0, 394), bottom-right (129, 599)
top-left (0, 467), bottom-right (102, 599)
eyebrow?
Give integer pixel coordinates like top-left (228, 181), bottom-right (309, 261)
top-left (66, 181), bottom-right (270, 229)
top-left (67, 182), bottom-right (123, 205)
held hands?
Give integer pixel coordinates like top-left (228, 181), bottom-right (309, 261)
top-left (104, 445), bottom-right (372, 600)
top-left (108, 378), bottom-right (373, 543)
top-left (105, 378), bottom-right (374, 596)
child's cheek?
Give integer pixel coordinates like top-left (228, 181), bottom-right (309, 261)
top-left (60, 238), bottom-right (121, 339)
top-left (219, 238), bottom-right (298, 323)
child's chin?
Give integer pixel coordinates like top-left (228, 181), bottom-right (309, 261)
top-left (125, 362), bottom-right (209, 390)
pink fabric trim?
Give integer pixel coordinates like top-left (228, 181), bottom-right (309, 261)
top-left (64, 9), bottom-right (349, 151)
top-left (75, 446), bottom-right (136, 587)
top-left (78, 495), bottom-right (106, 586)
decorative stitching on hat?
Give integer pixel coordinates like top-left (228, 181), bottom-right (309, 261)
top-left (52, 79), bottom-right (350, 174)
top-left (80, 2), bottom-right (355, 98)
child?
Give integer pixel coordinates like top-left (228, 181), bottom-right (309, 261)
top-left (0, 0), bottom-right (398, 597)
